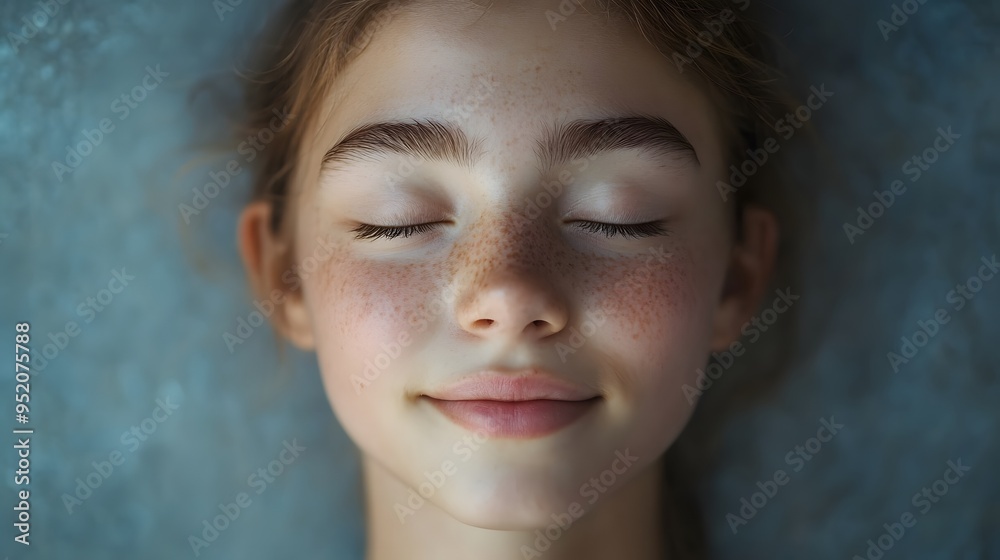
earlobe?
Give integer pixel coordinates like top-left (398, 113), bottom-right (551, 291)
top-left (236, 201), bottom-right (315, 350)
top-left (710, 205), bottom-right (780, 351)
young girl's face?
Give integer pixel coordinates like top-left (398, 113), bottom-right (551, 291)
top-left (262, 0), bottom-right (754, 529)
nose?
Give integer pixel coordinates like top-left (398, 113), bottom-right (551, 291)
top-left (456, 267), bottom-right (569, 341)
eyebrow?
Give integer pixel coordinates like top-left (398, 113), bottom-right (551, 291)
top-left (320, 114), bottom-right (700, 174)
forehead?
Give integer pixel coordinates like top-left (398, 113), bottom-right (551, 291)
top-left (310, 0), bottom-right (728, 176)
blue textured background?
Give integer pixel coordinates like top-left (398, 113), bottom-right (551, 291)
top-left (0, 1), bottom-right (997, 559)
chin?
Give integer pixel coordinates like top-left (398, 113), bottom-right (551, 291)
top-left (432, 477), bottom-right (588, 531)
top-left (429, 444), bottom-right (653, 530)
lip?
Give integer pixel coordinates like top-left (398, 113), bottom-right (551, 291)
top-left (420, 370), bottom-right (601, 438)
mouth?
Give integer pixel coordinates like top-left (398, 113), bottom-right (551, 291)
top-left (422, 397), bottom-right (601, 438)
top-left (419, 370), bottom-right (602, 438)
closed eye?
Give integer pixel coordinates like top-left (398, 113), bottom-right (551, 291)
top-left (350, 222), bottom-right (441, 240)
top-left (572, 220), bottom-right (668, 238)
top-left (350, 220), bottom-right (669, 241)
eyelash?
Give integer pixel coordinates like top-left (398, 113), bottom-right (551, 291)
top-left (350, 220), bottom-right (668, 240)
top-left (350, 222), bottom-right (439, 240)
top-left (572, 220), bottom-right (668, 239)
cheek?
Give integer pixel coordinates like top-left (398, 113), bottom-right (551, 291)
top-left (579, 243), bottom-right (724, 439)
top-left (318, 258), bottom-right (435, 343)
top-left (302, 250), bottom-right (446, 439)
top-left (583, 244), bottom-right (714, 372)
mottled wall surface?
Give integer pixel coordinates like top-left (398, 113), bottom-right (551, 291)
top-left (0, 1), bottom-right (997, 559)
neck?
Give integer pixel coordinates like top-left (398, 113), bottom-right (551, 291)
top-left (363, 455), bottom-right (668, 560)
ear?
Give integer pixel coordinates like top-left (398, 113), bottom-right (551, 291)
top-left (236, 201), bottom-right (315, 350)
top-left (710, 205), bottom-right (780, 351)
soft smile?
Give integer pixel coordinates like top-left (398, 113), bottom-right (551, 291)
top-left (419, 370), bottom-right (602, 438)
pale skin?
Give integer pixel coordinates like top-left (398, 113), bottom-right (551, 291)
top-left (238, 1), bottom-right (778, 559)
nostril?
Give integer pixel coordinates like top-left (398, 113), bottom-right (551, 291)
top-left (472, 319), bottom-right (495, 329)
